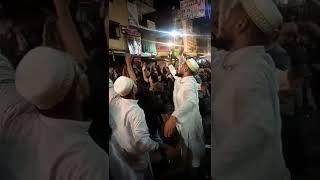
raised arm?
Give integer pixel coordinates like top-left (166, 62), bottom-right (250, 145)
top-left (165, 59), bottom-right (178, 80)
top-left (125, 54), bottom-right (137, 81)
top-left (142, 63), bottom-right (149, 83)
top-left (54, 0), bottom-right (89, 70)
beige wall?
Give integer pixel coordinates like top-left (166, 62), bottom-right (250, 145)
top-left (109, 0), bottom-right (129, 51)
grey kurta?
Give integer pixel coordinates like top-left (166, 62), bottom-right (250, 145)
top-left (211, 46), bottom-right (290, 180)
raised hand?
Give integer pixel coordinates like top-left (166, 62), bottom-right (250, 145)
top-left (165, 59), bottom-right (173, 67)
top-left (125, 53), bottom-right (133, 65)
top-left (142, 62), bottom-right (147, 71)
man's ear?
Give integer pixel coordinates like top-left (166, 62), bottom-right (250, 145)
top-left (183, 65), bottom-right (188, 73)
top-left (237, 16), bottom-right (249, 34)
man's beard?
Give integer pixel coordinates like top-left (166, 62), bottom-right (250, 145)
top-left (211, 33), bottom-right (230, 50)
top-left (175, 73), bottom-right (183, 77)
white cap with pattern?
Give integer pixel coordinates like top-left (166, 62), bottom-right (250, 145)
top-left (186, 58), bottom-right (200, 73)
top-left (113, 76), bottom-right (135, 97)
top-left (15, 46), bottom-right (76, 110)
top-left (240, 0), bottom-right (283, 35)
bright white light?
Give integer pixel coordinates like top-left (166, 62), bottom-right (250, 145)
top-left (166, 42), bottom-right (174, 47)
top-left (169, 30), bottom-right (184, 37)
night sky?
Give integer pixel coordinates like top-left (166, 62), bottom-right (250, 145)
top-left (154, 0), bottom-right (180, 12)
top-left (152, 0), bottom-right (212, 35)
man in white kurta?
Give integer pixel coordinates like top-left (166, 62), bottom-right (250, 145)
top-left (165, 59), bottom-right (205, 176)
top-left (109, 78), bottom-right (137, 180)
top-left (211, 0), bottom-right (290, 179)
top-left (1, 47), bottom-right (109, 180)
top-left (109, 76), bottom-right (161, 180)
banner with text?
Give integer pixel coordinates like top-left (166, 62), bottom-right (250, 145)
top-left (177, 0), bottom-right (206, 20)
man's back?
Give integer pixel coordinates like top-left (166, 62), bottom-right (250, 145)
top-left (1, 112), bottom-right (108, 180)
top-left (109, 96), bottom-right (145, 153)
top-left (109, 93), bottom-right (159, 171)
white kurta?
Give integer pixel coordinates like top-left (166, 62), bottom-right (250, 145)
top-left (109, 94), bottom-right (159, 174)
top-left (168, 65), bottom-right (205, 168)
top-left (0, 113), bottom-right (109, 180)
top-left (109, 79), bottom-right (137, 180)
top-left (110, 141), bottom-right (137, 180)
top-left (211, 46), bottom-right (290, 180)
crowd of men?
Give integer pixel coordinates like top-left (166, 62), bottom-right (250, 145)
top-left (109, 54), bottom-right (212, 180)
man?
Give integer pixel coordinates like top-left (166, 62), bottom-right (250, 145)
top-left (279, 23), bottom-right (310, 109)
top-left (266, 30), bottom-right (291, 90)
top-left (1, 47), bottom-right (108, 180)
top-left (211, 0), bottom-right (290, 179)
top-left (0, 1), bottom-right (47, 69)
top-left (109, 76), bottom-right (173, 180)
top-left (164, 58), bottom-right (205, 178)
top-left (0, 1), bottom-right (47, 121)
top-left (109, 78), bottom-right (137, 180)
top-left (267, 25), bottom-right (301, 173)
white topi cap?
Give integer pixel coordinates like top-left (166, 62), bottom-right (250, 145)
top-left (240, 0), bottom-right (283, 35)
top-left (185, 58), bottom-right (199, 73)
top-left (113, 76), bottom-right (135, 97)
top-left (15, 46), bottom-right (76, 110)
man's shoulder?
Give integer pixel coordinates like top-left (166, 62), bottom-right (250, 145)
top-left (58, 139), bottom-right (108, 168)
top-left (127, 103), bottom-right (144, 116)
top-left (237, 49), bottom-right (275, 72)
top-left (53, 143), bottom-right (108, 179)
top-left (232, 51), bottom-right (276, 85)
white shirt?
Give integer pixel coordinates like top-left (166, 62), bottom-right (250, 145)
top-left (167, 64), bottom-right (205, 167)
top-left (212, 46), bottom-right (290, 180)
top-left (109, 141), bottom-right (137, 180)
top-left (109, 78), bottom-right (137, 180)
top-left (0, 113), bottom-right (109, 180)
top-left (109, 95), bottom-right (159, 171)
top-left (173, 76), bottom-right (205, 167)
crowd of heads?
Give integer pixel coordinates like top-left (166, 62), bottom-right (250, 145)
top-left (109, 57), bottom-right (212, 109)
